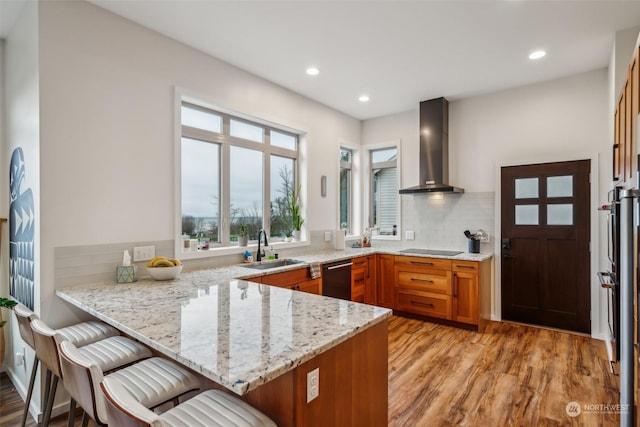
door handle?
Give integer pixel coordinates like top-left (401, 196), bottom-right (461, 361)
top-left (410, 300), bottom-right (434, 308)
top-left (326, 262), bottom-right (353, 270)
top-left (503, 254), bottom-right (513, 258)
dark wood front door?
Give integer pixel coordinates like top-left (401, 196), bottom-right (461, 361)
top-left (501, 160), bottom-right (590, 333)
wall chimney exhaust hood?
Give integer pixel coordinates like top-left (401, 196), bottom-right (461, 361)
top-left (399, 97), bottom-right (464, 194)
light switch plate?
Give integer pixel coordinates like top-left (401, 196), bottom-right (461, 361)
top-left (324, 231), bottom-right (331, 242)
top-left (405, 230), bottom-right (415, 240)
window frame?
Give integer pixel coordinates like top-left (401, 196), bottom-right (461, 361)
top-left (366, 141), bottom-right (401, 241)
top-left (177, 97), bottom-right (305, 258)
top-left (339, 146), bottom-right (353, 234)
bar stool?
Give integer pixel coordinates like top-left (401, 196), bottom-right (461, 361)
top-left (59, 340), bottom-right (204, 426)
top-left (101, 376), bottom-right (277, 427)
top-left (13, 304), bottom-right (120, 427)
top-left (30, 318), bottom-right (153, 427)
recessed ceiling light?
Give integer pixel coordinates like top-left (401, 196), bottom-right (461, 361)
top-left (359, 95), bottom-right (370, 103)
top-left (529, 50), bottom-right (546, 60)
top-left (306, 67), bottom-right (319, 76)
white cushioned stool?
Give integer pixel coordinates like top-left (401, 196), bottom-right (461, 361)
top-left (30, 318), bottom-right (152, 427)
top-left (101, 376), bottom-right (278, 427)
top-left (12, 304), bottom-right (119, 427)
top-left (59, 340), bottom-right (202, 426)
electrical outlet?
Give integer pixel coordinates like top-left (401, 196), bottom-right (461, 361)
top-left (15, 351), bottom-right (24, 366)
top-left (324, 231), bottom-right (331, 242)
top-left (479, 233), bottom-right (490, 243)
top-left (307, 368), bottom-right (319, 402)
top-left (133, 245), bottom-right (156, 262)
top-left (405, 230), bottom-right (415, 240)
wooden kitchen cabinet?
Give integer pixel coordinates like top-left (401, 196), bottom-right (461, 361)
top-left (614, 44), bottom-right (640, 183)
top-left (260, 267), bottom-right (322, 295)
top-left (452, 261), bottom-right (479, 325)
top-left (364, 255), bottom-right (377, 304)
top-left (392, 255), bottom-right (491, 331)
top-left (352, 256), bottom-right (367, 303)
top-left (394, 256), bottom-right (452, 320)
top-left (351, 255), bottom-right (376, 303)
top-left (376, 254), bottom-right (395, 308)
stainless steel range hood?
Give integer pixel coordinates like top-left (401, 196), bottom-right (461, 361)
top-left (399, 97), bottom-right (464, 194)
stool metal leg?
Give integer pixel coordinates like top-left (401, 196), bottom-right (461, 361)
top-left (67, 398), bottom-right (76, 427)
top-left (42, 375), bottom-right (58, 427)
top-left (20, 354), bottom-right (39, 427)
top-left (80, 410), bottom-right (89, 427)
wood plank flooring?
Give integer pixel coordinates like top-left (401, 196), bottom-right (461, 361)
top-left (388, 316), bottom-right (619, 426)
top-left (0, 315), bottom-right (620, 426)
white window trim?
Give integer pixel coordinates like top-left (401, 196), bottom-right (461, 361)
top-left (363, 140), bottom-right (402, 241)
top-left (338, 141), bottom-right (361, 237)
top-left (173, 87), bottom-right (310, 259)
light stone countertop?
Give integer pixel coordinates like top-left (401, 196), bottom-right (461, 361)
top-left (56, 246), bottom-right (491, 395)
top-left (235, 246), bottom-right (493, 280)
top-left (57, 273), bottom-right (391, 395)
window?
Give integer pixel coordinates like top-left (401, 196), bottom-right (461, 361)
top-left (180, 102), bottom-right (298, 251)
top-left (339, 148), bottom-right (352, 234)
top-left (370, 146), bottom-right (399, 236)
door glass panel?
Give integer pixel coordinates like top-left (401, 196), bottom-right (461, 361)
top-left (515, 205), bottom-right (538, 225)
top-left (547, 204), bottom-right (573, 225)
top-left (547, 176), bottom-right (573, 198)
top-left (515, 178), bottom-right (538, 199)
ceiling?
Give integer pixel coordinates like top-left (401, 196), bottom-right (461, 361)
top-left (3, 1), bottom-right (640, 120)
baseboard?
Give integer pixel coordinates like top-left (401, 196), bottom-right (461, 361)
top-left (5, 365), bottom-right (73, 423)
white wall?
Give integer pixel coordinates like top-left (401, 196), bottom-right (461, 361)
top-left (450, 69), bottom-right (609, 193)
top-left (3, 0), bottom-right (41, 415)
top-left (36, 1), bottom-right (360, 324)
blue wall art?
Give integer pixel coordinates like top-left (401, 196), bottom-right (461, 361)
top-left (9, 147), bottom-right (35, 310)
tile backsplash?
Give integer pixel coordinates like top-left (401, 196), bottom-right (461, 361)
top-left (54, 195), bottom-right (494, 287)
top-left (401, 192), bottom-right (495, 252)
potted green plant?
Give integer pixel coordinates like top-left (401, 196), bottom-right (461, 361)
top-left (238, 224), bottom-right (249, 247)
top-left (288, 185), bottom-right (304, 241)
top-left (0, 297), bottom-right (17, 366)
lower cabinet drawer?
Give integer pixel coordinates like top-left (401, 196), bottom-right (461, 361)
top-left (395, 290), bottom-right (451, 320)
top-left (396, 270), bottom-right (451, 294)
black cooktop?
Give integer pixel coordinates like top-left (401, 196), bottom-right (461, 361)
top-left (399, 248), bottom-right (463, 256)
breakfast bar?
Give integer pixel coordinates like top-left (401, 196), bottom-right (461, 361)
top-left (56, 268), bottom-right (391, 427)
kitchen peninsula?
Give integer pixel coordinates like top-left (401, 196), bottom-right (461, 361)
top-left (57, 268), bottom-right (391, 427)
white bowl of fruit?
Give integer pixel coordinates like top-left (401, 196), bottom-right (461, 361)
top-left (146, 256), bottom-right (183, 280)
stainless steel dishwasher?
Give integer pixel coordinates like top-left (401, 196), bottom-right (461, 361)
top-left (322, 259), bottom-right (353, 300)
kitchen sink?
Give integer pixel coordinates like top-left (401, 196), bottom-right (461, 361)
top-left (243, 259), bottom-right (306, 270)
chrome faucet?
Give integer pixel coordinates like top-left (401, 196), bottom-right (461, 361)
top-left (256, 229), bottom-right (268, 262)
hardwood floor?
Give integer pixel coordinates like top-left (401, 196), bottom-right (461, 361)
top-left (0, 373), bottom-right (95, 427)
top-left (0, 316), bottom-right (620, 426)
top-left (388, 316), bottom-right (619, 426)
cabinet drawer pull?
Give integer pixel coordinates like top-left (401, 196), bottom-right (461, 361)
top-left (410, 261), bottom-right (434, 266)
top-left (410, 278), bottom-right (434, 283)
top-left (410, 300), bottom-right (434, 308)
top-left (455, 265), bottom-right (475, 269)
